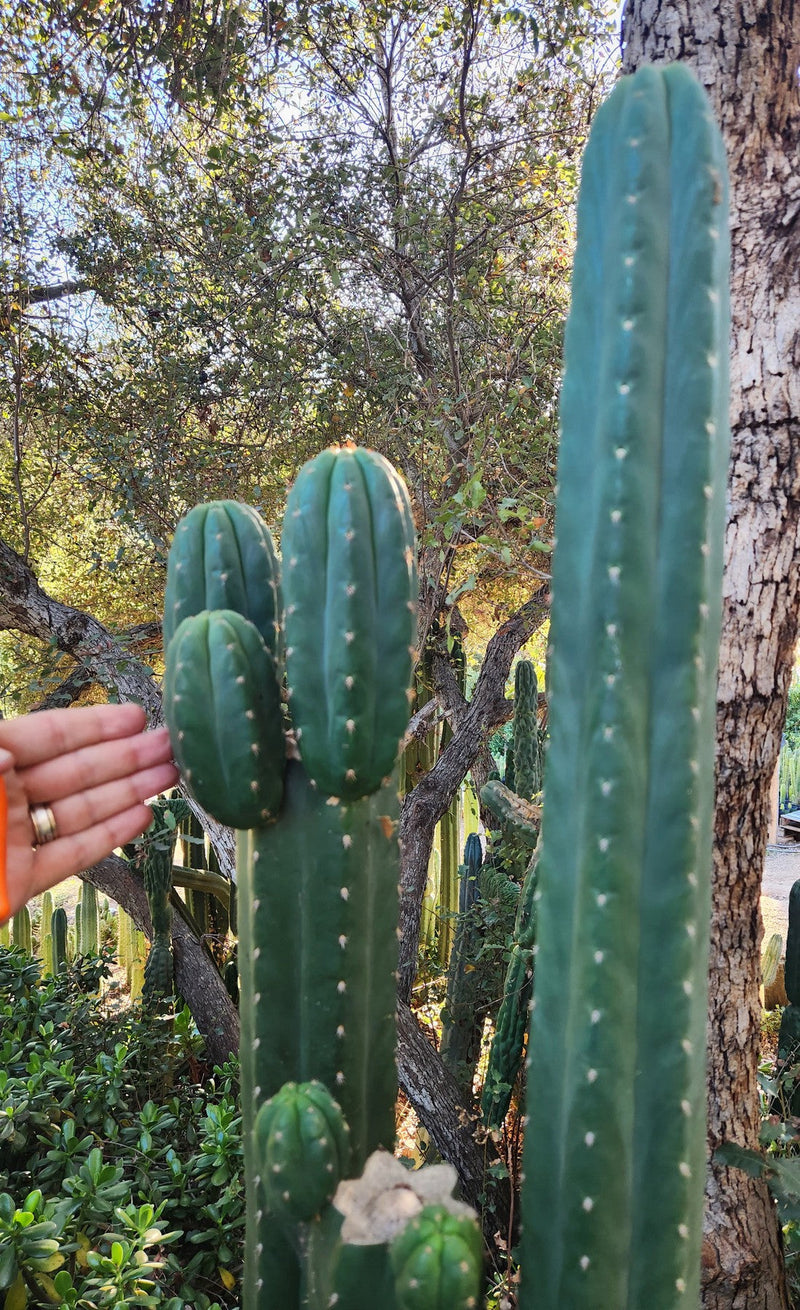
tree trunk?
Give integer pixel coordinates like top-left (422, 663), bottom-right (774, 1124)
top-left (395, 1000), bottom-right (512, 1244)
top-left (82, 854), bottom-right (241, 1066)
top-left (621, 3), bottom-right (800, 1306)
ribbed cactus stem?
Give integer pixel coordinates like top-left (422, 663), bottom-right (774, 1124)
top-left (519, 64), bottom-right (730, 1307)
top-left (239, 764), bottom-right (401, 1303)
top-left (437, 800), bottom-right (459, 966)
top-left (481, 846), bottom-right (539, 1129)
top-left (118, 908), bottom-right (133, 980)
top-left (12, 905), bottom-right (32, 955)
top-left (511, 660), bottom-right (542, 801)
top-left (141, 798), bottom-right (187, 1004)
top-left (441, 835), bottom-right (484, 1097)
top-left (79, 881), bottom-right (99, 955)
top-left (40, 892), bottom-right (54, 975)
top-left (51, 907), bottom-right (68, 975)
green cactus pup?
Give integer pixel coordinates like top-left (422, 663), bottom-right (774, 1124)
top-left (390, 1205), bottom-right (484, 1310)
top-left (518, 63), bottom-right (730, 1308)
top-left (254, 1080), bottom-right (351, 1225)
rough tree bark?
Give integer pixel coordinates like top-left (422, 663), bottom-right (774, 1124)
top-left (621, 5), bottom-right (800, 1307)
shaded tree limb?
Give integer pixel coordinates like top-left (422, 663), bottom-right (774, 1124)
top-left (0, 538), bottom-right (163, 721)
top-left (33, 622), bottom-right (162, 711)
top-left (396, 999), bottom-right (512, 1244)
top-left (397, 584), bottom-right (549, 1001)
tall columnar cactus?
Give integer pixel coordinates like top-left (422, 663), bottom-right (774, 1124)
top-left (437, 799), bottom-right (460, 965)
top-left (12, 906), bottom-right (31, 955)
top-left (77, 881), bottom-right (99, 956)
top-left (40, 892), bottom-right (54, 975)
top-left (51, 907), bottom-right (68, 975)
top-left (434, 635), bottom-right (467, 967)
top-left (510, 659), bottom-right (543, 803)
top-left (139, 797), bottom-right (189, 1005)
top-left (164, 445), bottom-right (482, 1310)
top-left (117, 908), bottom-right (134, 981)
top-left (518, 63), bottom-right (730, 1308)
top-left (440, 834), bottom-right (485, 1099)
top-left (481, 838), bottom-right (539, 1137)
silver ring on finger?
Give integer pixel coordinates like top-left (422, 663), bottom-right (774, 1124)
top-left (30, 804), bottom-right (58, 846)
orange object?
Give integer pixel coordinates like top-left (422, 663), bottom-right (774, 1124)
top-left (0, 774), bottom-right (8, 925)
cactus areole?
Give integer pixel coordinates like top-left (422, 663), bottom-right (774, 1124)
top-left (519, 64), bottom-right (730, 1308)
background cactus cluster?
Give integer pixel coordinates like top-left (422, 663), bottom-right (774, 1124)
top-left (160, 59), bottom-right (730, 1309)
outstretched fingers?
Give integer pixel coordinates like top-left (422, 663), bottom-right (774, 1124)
top-left (27, 803), bottom-right (158, 898)
top-left (0, 704), bottom-right (148, 770)
top-left (46, 760), bottom-right (180, 840)
top-left (21, 726), bottom-right (175, 806)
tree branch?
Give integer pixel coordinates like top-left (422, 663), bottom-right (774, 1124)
top-left (33, 622), bottom-right (162, 711)
top-left (396, 999), bottom-right (512, 1243)
top-left (0, 537), bottom-right (163, 719)
top-left (397, 584), bottom-right (549, 1000)
top-left (1, 279), bottom-right (93, 312)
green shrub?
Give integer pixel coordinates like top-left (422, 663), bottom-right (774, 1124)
top-left (0, 946), bottom-right (243, 1308)
top-left (785, 684), bottom-right (800, 752)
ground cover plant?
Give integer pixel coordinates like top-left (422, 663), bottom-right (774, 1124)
top-left (0, 947), bottom-right (243, 1309)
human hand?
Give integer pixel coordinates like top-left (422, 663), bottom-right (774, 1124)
top-left (0, 703), bottom-right (179, 923)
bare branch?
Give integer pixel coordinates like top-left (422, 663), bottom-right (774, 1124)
top-left (1, 279), bottom-right (93, 312)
